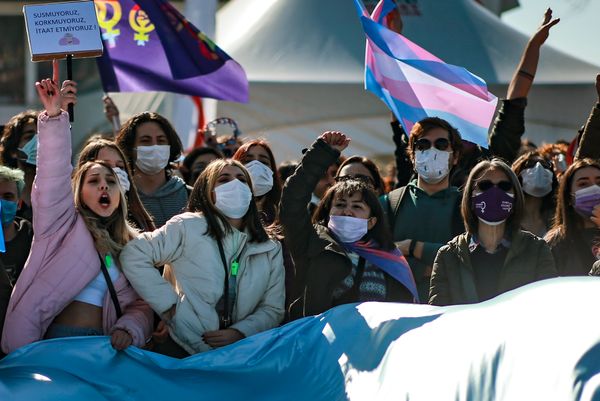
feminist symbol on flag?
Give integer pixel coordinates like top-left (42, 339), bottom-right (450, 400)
top-left (95, 0), bottom-right (122, 48)
top-left (129, 5), bottom-right (155, 46)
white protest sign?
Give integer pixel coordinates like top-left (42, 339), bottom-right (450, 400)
top-left (23, 1), bottom-right (103, 61)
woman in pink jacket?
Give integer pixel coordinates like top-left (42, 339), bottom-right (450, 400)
top-left (1, 62), bottom-right (153, 354)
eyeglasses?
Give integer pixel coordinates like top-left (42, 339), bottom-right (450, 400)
top-left (414, 137), bottom-right (450, 152)
top-left (476, 180), bottom-right (513, 192)
top-left (335, 174), bottom-right (376, 188)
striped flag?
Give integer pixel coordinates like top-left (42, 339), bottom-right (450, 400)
top-left (354, 0), bottom-right (498, 147)
top-left (344, 240), bottom-right (419, 303)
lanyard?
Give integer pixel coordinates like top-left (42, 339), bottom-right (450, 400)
top-left (216, 239), bottom-right (239, 328)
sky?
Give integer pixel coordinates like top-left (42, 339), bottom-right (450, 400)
top-left (502, 0), bottom-right (600, 67)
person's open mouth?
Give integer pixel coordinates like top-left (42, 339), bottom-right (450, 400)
top-left (99, 192), bottom-right (111, 208)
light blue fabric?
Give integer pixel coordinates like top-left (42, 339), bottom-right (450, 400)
top-left (1, 277), bottom-right (600, 401)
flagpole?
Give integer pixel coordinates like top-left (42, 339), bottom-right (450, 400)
top-left (66, 54), bottom-right (74, 122)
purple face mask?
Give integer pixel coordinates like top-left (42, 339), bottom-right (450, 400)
top-left (471, 186), bottom-right (515, 225)
top-left (574, 185), bottom-right (600, 217)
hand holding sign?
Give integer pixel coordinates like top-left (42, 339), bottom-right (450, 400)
top-left (60, 76), bottom-right (78, 117)
top-left (24, 1), bottom-right (102, 122)
top-left (35, 60), bottom-right (63, 118)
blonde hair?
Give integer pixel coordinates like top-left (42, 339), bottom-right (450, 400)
top-left (72, 161), bottom-right (138, 255)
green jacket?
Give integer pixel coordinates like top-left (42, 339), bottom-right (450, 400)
top-left (429, 230), bottom-right (557, 306)
top-left (280, 139), bottom-right (413, 318)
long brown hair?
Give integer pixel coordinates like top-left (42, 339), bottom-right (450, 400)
top-left (232, 140), bottom-right (282, 224)
top-left (313, 180), bottom-right (395, 250)
top-left (77, 138), bottom-right (155, 232)
top-left (73, 161), bottom-right (138, 256)
top-left (187, 159), bottom-right (268, 243)
top-left (461, 159), bottom-right (524, 235)
top-left (545, 158), bottom-right (600, 245)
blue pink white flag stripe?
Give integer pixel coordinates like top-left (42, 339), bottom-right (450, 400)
top-left (344, 240), bottom-right (419, 303)
top-left (353, 0), bottom-right (498, 147)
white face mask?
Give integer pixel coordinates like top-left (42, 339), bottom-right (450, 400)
top-left (214, 179), bottom-right (253, 219)
top-left (245, 160), bottom-right (274, 197)
top-left (520, 162), bottom-right (553, 197)
top-left (414, 148), bottom-right (451, 184)
top-left (135, 145), bottom-right (170, 175)
top-left (327, 215), bottom-right (369, 243)
top-left (113, 167), bottom-right (131, 193)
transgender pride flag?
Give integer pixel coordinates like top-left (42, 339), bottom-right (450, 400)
top-left (353, 0), bottom-right (498, 147)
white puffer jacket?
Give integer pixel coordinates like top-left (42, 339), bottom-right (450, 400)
top-left (120, 212), bottom-right (285, 354)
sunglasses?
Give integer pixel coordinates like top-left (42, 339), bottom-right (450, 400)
top-left (476, 180), bottom-right (513, 192)
top-left (522, 159), bottom-right (553, 171)
top-left (414, 137), bottom-right (450, 152)
top-left (335, 174), bottom-right (376, 188)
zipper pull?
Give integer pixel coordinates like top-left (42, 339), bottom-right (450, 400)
top-left (231, 260), bottom-right (239, 277)
top-left (105, 254), bottom-right (112, 269)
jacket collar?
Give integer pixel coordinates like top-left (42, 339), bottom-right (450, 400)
top-left (455, 230), bottom-right (527, 269)
top-left (468, 233), bottom-right (512, 254)
top-left (315, 224), bottom-right (349, 257)
top-left (222, 225), bottom-right (279, 259)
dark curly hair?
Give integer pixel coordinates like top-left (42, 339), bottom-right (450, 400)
top-left (115, 112), bottom-right (183, 173)
top-left (313, 179), bottom-right (394, 250)
top-left (1, 110), bottom-right (38, 168)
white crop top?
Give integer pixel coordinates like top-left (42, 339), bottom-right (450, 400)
top-left (74, 255), bottom-right (120, 307)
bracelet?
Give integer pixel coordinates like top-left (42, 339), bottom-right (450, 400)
top-left (408, 239), bottom-right (417, 258)
top-left (518, 69), bottom-right (535, 81)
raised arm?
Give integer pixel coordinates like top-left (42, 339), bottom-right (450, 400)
top-left (280, 132), bottom-right (349, 259)
top-left (391, 115), bottom-right (413, 188)
top-left (575, 74), bottom-right (600, 160)
top-left (32, 61), bottom-right (79, 238)
top-left (507, 8), bottom-right (559, 100)
top-left (489, 9), bottom-right (559, 164)
top-left (103, 95), bottom-right (121, 135)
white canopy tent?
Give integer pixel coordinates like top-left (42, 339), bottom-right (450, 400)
top-left (214, 0), bottom-right (600, 163)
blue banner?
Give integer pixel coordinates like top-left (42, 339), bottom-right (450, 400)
top-left (1, 277), bottom-right (600, 400)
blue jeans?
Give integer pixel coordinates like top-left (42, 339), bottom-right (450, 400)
top-left (45, 323), bottom-right (103, 339)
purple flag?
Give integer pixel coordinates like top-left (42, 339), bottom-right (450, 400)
top-left (94, 0), bottom-right (248, 102)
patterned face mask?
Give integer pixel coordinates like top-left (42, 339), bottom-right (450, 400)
top-left (414, 148), bottom-right (451, 184)
top-left (472, 186), bottom-right (515, 226)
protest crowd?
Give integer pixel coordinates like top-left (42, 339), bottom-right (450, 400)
top-left (1, 5), bottom-right (600, 363)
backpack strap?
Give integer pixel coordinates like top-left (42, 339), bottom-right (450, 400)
top-left (450, 190), bottom-right (464, 236)
top-left (386, 185), bottom-right (408, 234)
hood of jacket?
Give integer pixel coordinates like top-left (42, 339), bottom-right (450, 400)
top-left (146, 175), bottom-right (187, 198)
